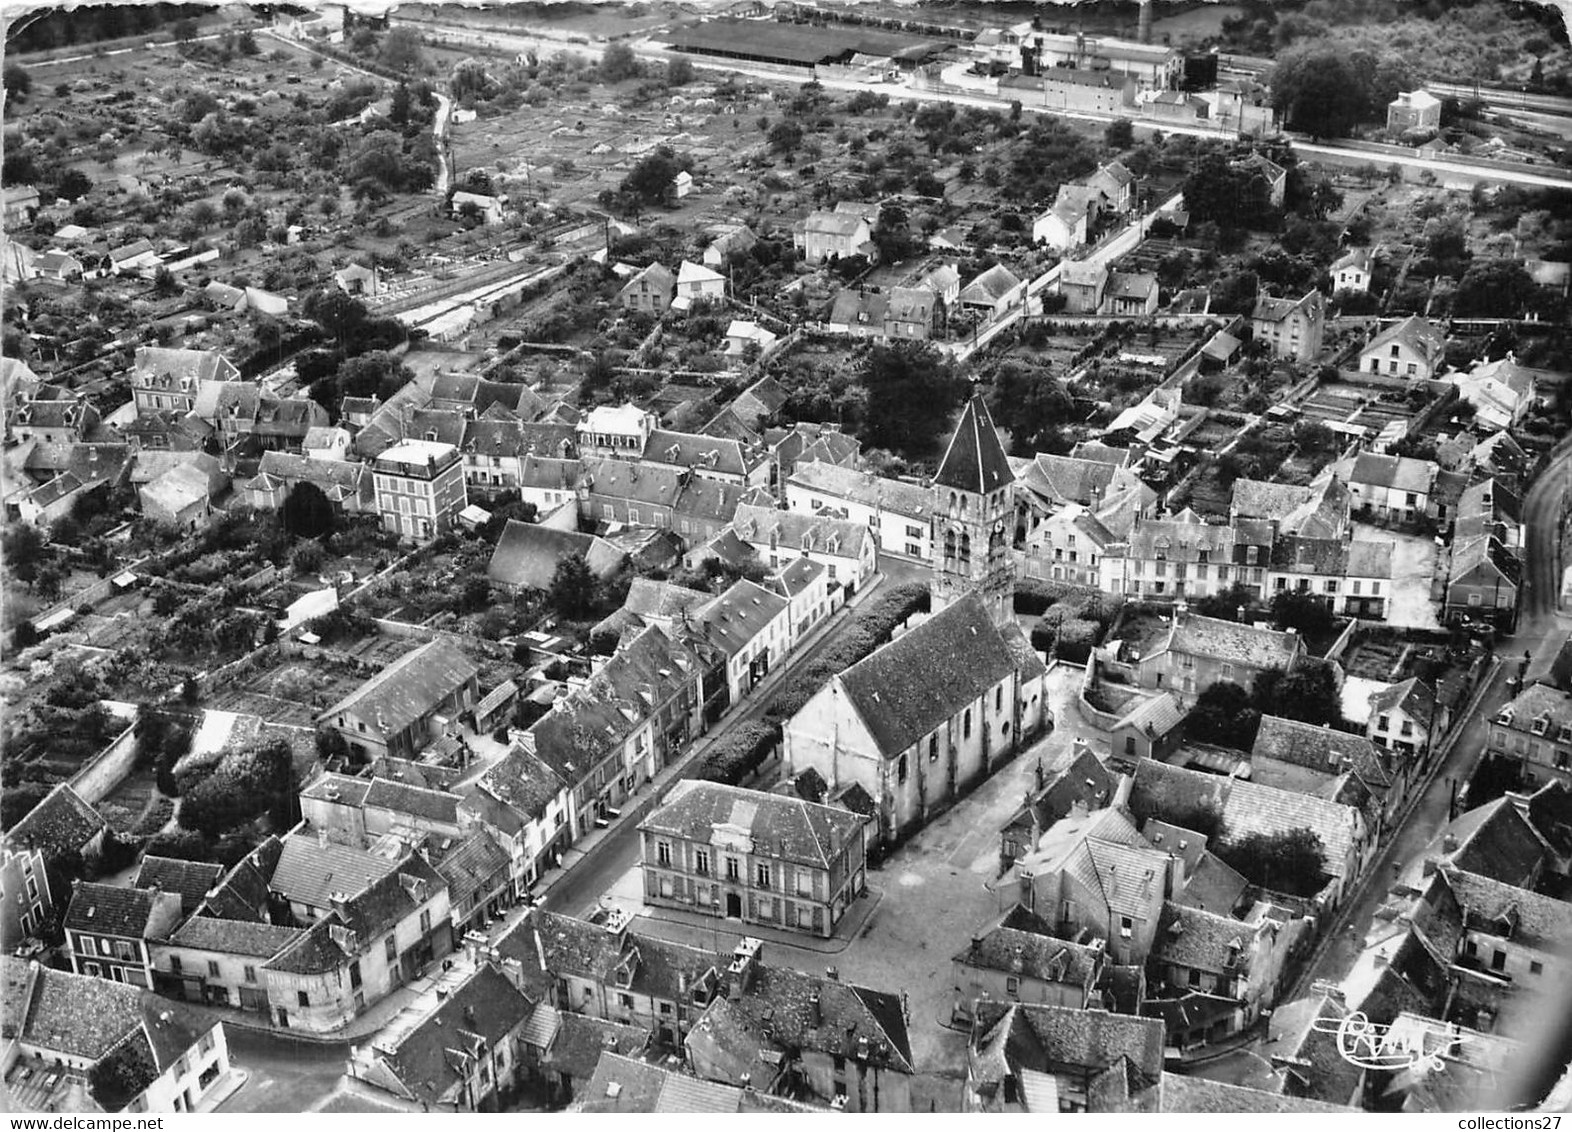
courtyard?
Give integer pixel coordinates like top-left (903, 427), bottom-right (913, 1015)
top-left (1354, 521), bottom-right (1442, 630)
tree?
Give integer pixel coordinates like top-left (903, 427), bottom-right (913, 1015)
top-left (549, 553), bottom-right (597, 620)
top-left (348, 130), bottom-right (410, 193)
top-left (856, 343), bottom-right (968, 461)
top-left (459, 576), bottom-right (492, 614)
top-left (303, 288), bottom-right (374, 348)
top-left (1209, 270), bottom-right (1259, 316)
top-left (1270, 589), bottom-right (1335, 639)
top-left (451, 58), bottom-right (490, 102)
top-left (1423, 214), bottom-right (1469, 275)
top-left (390, 82), bottom-right (413, 126)
top-left (1, 781), bottom-right (50, 831)
top-left (621, 145), bottom-right (683, 205)
top-left (600, 41), bottom-right (641, 83)
top-left (767, 119), bottom-right (805, 155)
top-left (315, 726), bottom-right (351, 764)
top-left (988, 362), bottom-right (1074, 455)
top-left (1269, 47), bottom-right (1361, 138)
top-left (1185, 680), bottom-right (1261, 751)
top-left (34, 560), bottom-right (65, 604)
top-left (1254, 660), bottom-right (1341, 727)
top-left (53, 168), bottom-right (92, 202)
top-left (872, 201), bottom-right (917, 264)
top-left (291, 541), bottom-right (326, 575)
top-left (1455, 258), bottom-right (1543, 317)
top-left (1104, 118), bottom-right (1134, 149)
top-left (1221, 827), bottom-right (1327, 896)
top-left (667, 56), bottom-right (695, 86)
top-left (3, 148), bottom-right (38, 186)
top-left (1268, 45), bottom-right (1400, 139)
top-left (4, 524), bottom-right (47, 588)
top-left (178, 736), bottom-right (295, 836)
top-left (378, 27), bottom-right (424, 74)
top-left (3, 63), bottom-right (31, 102)
top-left (281, 482), bottom-right (336, 541)
top-left (1182, 152), bottom-right (1272, 230)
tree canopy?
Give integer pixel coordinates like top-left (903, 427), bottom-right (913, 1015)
top-left (1270, 588), bottom-right (1336, 640)
top-left (1185, 680), bottom-right (1262, 751)
top-left (1454, 258), bottom-right (1547, 317)
top-left (988, 363), bottom-right (1074, 456)
top-left (281, 482), bottom-right (336, 541)
top-left (600, 42), bottom-right (641, 81)
top-left (1268, 45), bottom-right (1414, 139)
top-left (177, 736), bottom-right (296, 837)
top-left (1182, 151), bottom-right (1276, 230)
top-left (620, 146), bottom-right (686, 206)
top-left (1220, 826), bottom-right (1328, 897)
top-left (1253, 659), bottom-right (1342, 727)
top-left (548, 553), bottom-right (597, 620)
top-left (377, 27), bottom-right (425, 74)
top-left (855, 343), bottom-right (969, 462)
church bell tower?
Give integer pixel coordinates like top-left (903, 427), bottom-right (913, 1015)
top-left (931, 393), bottom-right (1016, 627)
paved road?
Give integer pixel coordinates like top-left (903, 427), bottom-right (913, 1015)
top-left (1519, 441), bottom-right (1572, 682)
top-left (543, 556), bottom-right (930, 919)
top-left (22, 30), bottom-right (231, 66)
top-left (1286, 442), bottom-right (1572, 994)
top-left (392, 14), bottom-right (1572, 192)
top-left (218, 1027), bottom-right (350, 1113)
top-left (1195, 440), bottom-right (1572, 1099)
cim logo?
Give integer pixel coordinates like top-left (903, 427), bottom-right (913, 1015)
top-left (1310, 1010), bottom-right (1469, 1072)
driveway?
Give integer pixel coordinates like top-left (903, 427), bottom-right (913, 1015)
top-left (1355, 522), bottom-right (1441, 630)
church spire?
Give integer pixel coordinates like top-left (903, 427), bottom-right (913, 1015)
top-left (931, 392), bottom-right (1016, 627)
top-left (934, 394), bottom-right (1014, 497)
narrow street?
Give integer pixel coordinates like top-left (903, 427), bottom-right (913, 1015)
top-left (544, 555), bottom-right (931, 918)
top-left (1195, 440), bottom-right (1572, 1093)
top-left (1290, 440), bottom-right (1572, 995)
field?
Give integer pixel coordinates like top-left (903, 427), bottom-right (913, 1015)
top-left (1147, 3), bottom-right (1245, 44)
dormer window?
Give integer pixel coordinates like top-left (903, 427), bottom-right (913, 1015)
top-left (1532, 716), bottom-right (1550, 737)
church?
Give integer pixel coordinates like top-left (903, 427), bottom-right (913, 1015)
top-left (781, 396), bottom-right (1049, 848)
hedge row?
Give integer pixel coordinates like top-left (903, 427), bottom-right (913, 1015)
top-left (764, 582), bottom-right (930, 725)
top-left (693, 722), bottom-right (780, 786)
top-left (1015, 577), bottom-right (1103, 617)
top-left (690, 582), bottom-right (932, 786)
top-left (1017, 578), bottom-right (1123, 664)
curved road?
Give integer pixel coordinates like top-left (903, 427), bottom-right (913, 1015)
top-left (1205, 439), bottom-right (1572, 1106)
top-left (1517, 438), bottom-right (1572, 681)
